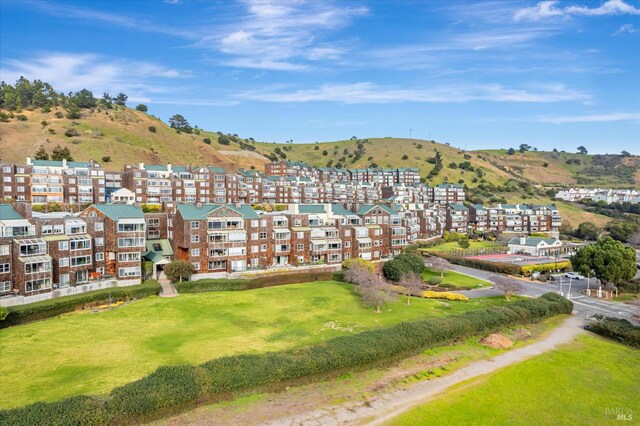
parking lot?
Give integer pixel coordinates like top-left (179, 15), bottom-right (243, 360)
top-left (465, 253), bottom-right (563, 267)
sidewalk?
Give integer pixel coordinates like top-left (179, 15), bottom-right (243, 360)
top-left (265, 315), bottom-right (586, 426)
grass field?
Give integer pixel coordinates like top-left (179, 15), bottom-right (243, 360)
top-left (389, 334), bottom-right (640, 426)
top-left (422, 241), bottom-right (500, 254)
top-left (422, 268), bottom-right (490, 288)
top-left (0, 281), bottom-right (513, 409)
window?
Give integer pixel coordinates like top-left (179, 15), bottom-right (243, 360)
top-left (53, 224), bottom-right (64, 234)
top-left (0, 263), bottom-right (10, 273)
top-left (95, 222), bottom-right (104, 231)
top-left (260, 232), bottom-right (267, 239)
top-left (118, 252), bottom-right (141, 262)
top-left (70, 238), bottom-right (91, 250)
top-left (59, 274), bottom-right (70, 287)
top-left (118, 237), bottom-right (144, 247)
top-left (118, 267), bottom-right (141, 277)
top-left (0, 245), bottom-right (9, 255)
top-left (208, 260), bottom-right (227, 270)
top-left (58, 241), bottom-right (68, 250)
top-left (251, 220), bottom-right (259, 228)
top-left (191, 235), bottom-right (200, 243)
top-left (95, 252), bottom-right (104, 261)
top-left (345, 241), bottom-right (351, 248)
top-left (118, 223), bottom-right (144, 232)
top-left (26, 278), bottom-right (52, 292)
top-left (41, 225), bottom-right (53, 235)
top-left (251, 232), bottom-right (258, 240)
top-left (191, 248), bottom-right (200, 257)
top-left (59, 258), bottom-right (69, 267)
top-left (193, 262), bottom-right (200, 270)
top-left (191, 221), bottom-right (200, 229)
top-left (95, 237), bottom-right (104, 246)
top-left (0, 281), bottom-right (12, 293)
top-left (297, 244), bottom-right (304, 251)
top-left (71, 256), bottom-right (91, 267)
top-left (297, 232), bottom-right (304, 239)
top-left (147, 218), bottom-right (160, 227)
top-left (261, 244), bottom-right (267, 252)
top-left (251, 246), bottom-right (258, 253)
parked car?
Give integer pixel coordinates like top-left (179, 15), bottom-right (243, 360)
top-left (564, 272), bottom-right (585, 280)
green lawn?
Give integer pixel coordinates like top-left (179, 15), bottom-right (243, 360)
top-left (422, 241), bottom-right (500, 254)
top-left (422, 268), bottom-right (490, 288)
top-left (0, 281), bottom-right (512, 409)
top-left (389, 334), bottom-right (640, 426)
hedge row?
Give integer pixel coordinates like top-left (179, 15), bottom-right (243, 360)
top-left (521, 261), bottom-right (571, 276)
top-left (0, 281), bottom-right (161, 328)
top-left (586, 316), bottom-right (640, 348)
top-left (0, 292), bottom-right (572, 425)
top-left (437, 254), bottom-right (522, 275)
top-left (174, 271), bottom-right (340, 293)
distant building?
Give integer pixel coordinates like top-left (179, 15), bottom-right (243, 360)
top-left (507, 236), bottom-right (563, 256)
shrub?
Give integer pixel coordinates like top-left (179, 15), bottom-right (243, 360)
top-left (0, 281), bottom-right (161, 328)
top-left (383, 253), bottom-right (425, 281)
top-left (203, 138), bottom-right (211, 144)
top-left (521, 261), bottom-right (571, 276)
top-left (218, 135), bottom-right (231, 145)
top-left (64, 128), bottom-right (79, 137)
top-left (16, 114), bottom-right (27, 121)
top-left (438, 254), bottom-right (521, 275)
top-left (0, 293), bottom-right (571, 425)
top-left (101, 156), bottom-right (111, 163)
top-left (422, 291), bottom-right (469, 301)
top-left (586, 316), bottom-right (640, 348)
top-left (148, 126), bottom-right (156, 133)
top-left (428, 277), bottom-right (442, 286)
top-left (54, 111), bottom-right (64, 119)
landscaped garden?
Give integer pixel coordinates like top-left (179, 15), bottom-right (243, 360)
top-left (389, 334), bottom-right (640, 425)
top-left (0, 281), bottom-right (514, 409)
top-left (420, 240), bottom-right (500, 254)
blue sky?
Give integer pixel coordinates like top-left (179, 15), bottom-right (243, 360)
top-left (1, 0), bottom-right (638, 153)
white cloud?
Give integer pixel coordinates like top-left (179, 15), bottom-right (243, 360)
top-left (237, 82), bottom-right (588, 104)
top-left (538, 112), bottom-right (640, 123)
top-left (613, 24), bottom-right (639, 35)
top-left (515, 0), bottom-right (640, 21)
top-left (0, 52), bottom-right (190, 99)
top-left (207, 0), bottom-right (368, 70)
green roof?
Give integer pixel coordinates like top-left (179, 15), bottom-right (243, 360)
top-left (32, 160), bottom-right (91, 168)
top-left (298, 205), bottom-right (326, 214)
top-left (146, 239), bottom-right (174, 256)
top-left (207, 166), bottom-right (225, 173)
top-left (449, 203), bottom-right (469, 211)
top-left (470, 204), bottom-right (486, 210)
top-left (144, 164), bottom-right (170, 171)
top-left (176, 203), bottom-right (259, 220)
top-left (508, 237), bottom-right (559, 247)
top-left (172, 166), bottom-right (190, 173)
top-left (143, 251), bottom-right (167, 263)
top-left (91, 204), bottom-right (144, 220)
top-left (0, 204), bottom-right (23, 220)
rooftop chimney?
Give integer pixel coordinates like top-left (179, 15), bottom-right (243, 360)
top-left (26, 157), bottom-right (32, 165)
top-left (139, 162), bottom-right (144, 170)
top-left (519, 236), bottom-right (526, 245)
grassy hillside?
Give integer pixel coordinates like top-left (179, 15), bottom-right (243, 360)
top-left (0, 106), bottom-right (628, 227)
top-left (0, 107), bottom-right (269, 171)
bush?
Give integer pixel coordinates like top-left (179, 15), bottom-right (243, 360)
top-left (101, 156), bottom-right (111, 163)
top-left (383, 253), bottom-right (425, 281)
top-left (0, 293), bottom-right (571, 425)
top-left (54, 111), bottom-right (64, 118)
top-left (64, 128), bottom-right (79, 137)
top-left (0, 281), bottom-right (161, 328)
top-left (521, 261), bottom-right (571, 276)
top-left (148, 126), bottom-right (156, 133)
top-left (428, 277), bottom-right (442, 286)
top-left (16, 114), bottom-right (27, 121)
top-left (422, 291), bottom-right (469, 301)
top-left (586, 316), bottom-right (640, 348)
top-left (203, 138), bottom-right (211, 144)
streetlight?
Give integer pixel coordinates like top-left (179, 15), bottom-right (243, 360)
top-left (558, 277), bottom-right (563, 296)
top-left (567, 277), bottom-right (573, 300)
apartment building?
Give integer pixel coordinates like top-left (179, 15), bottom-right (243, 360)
top-left (433, 184), bottom-right (465, 205)
top-left (446, 203), bottom-right (469, 233)
top-left (496, 204), bottom-right (561, 234)
top-left (468, 204), bottom-right (506, 233)
top-left (265, 160), bottom-right (319, 179)
top-left (1, 162), bottom-right (31, 202)
top-left (80, 204), bottom-right (145, 282)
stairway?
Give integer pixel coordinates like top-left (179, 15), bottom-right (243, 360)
top-left (158, 279), bottom-right (178, 297)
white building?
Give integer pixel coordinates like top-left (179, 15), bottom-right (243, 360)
top-left (507, 236), bottom-right (563, 256)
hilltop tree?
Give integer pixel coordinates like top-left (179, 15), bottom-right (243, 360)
top-left (70, 89), bottom-right (97, 109)
top-left (605, 221), bottom-right (639, 243)
top-left (66, 104), bottom-right (81, 119)
top-left (577, 145), bottom-right (588, 155)
top-left (570, 237), bottom-right (636, 285)
top-left (101, 93), bottom-right (113, 108)
top-left (51, 145), bottom-right (74, 161)
top-left (114, 93), bottom-right (128, 106)
top-left (34, 146), bottom-right (49, 160)
top-left (507, 148), bottom-right (516, 155)
top-left (518, 143), bottom-right (531, 153)
top-left (135, 104), bottom-right (148, 112)
top-left (168, 114), bottom-right (192, 133)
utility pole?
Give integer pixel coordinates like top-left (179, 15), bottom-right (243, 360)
top-left (568, 277), bottom-right (572, 300)
top-left (559, 277), bottom-right (563, 296)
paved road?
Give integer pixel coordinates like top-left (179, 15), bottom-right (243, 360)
top-left (264, 316), bottom-right (586, 426)
top-left (450, 265), bottom-right (639, 323)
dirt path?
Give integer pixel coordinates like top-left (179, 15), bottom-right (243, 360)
top-left (265, 315), bottom-right (586, 426)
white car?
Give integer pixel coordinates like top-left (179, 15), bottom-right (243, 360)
top-left (564, 272), bottom-right (584, 280)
